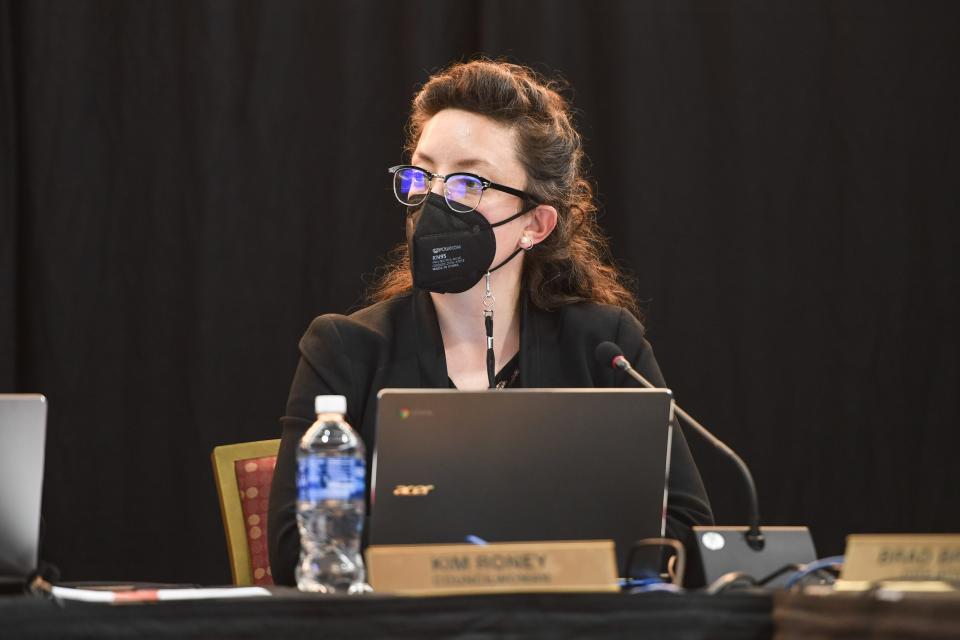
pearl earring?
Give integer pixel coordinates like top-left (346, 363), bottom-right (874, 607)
top-left (520, 236), bottom-right (532, 249)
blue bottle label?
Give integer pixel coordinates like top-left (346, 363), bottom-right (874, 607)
top-left (297, 456), bottom-right (366, 502)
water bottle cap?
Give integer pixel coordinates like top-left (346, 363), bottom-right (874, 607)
top-left (314, 395), bottom-right (347, 416)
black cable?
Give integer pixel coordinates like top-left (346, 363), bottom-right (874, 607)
top-left (705, 571), bottom-right (757, 594)
top-left (757, 563), bottom-right (804, 586)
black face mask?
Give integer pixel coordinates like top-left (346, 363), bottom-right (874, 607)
top-left (409, 193), bottom-right (536, 294)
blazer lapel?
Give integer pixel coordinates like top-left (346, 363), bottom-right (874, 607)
top-left (412, 288), bottom-right (449, 388)
top-left (519, 292), bottom-right (548, 388)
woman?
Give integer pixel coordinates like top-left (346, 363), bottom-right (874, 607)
top-left (268, 60), bottom-right (713, 586)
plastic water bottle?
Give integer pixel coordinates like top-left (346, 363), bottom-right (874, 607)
top-left (295, 395), bottom-right (368, 593)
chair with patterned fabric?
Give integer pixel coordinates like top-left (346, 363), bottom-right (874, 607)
top-left (211, 439), bottom-right (281, 586)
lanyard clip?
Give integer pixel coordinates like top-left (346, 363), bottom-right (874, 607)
top-left (482, 271), bottom-right (495, 317)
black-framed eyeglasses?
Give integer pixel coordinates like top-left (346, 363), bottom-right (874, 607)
top-left (388, 164), bottom-right (536, 214)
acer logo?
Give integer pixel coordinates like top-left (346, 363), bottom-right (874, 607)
top-left (393, 484), bottom-right (435, 496)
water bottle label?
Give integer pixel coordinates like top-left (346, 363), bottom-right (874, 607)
top-left (297, 456), bottom-right (366, 502)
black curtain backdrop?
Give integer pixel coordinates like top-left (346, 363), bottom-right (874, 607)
top-left (1, 0), bottom-right (957, 584)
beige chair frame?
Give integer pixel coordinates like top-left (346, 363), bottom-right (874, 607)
top-left (211, 439), bottom-right (281, 585)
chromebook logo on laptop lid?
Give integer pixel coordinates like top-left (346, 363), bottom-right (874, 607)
top-left (398, 407), bottom-right (433, 420)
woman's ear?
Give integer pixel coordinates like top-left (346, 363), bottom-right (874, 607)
top-left (522, 204), bottom-right (558, 248)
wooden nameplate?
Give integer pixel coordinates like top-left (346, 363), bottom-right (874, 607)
top-left (840, 534), bottom-right (960, 583)
top-left (366, 540), bottom-right (619, 595)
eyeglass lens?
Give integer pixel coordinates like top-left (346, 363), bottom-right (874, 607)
top-left (394, 167), bottom-right (430, 203)
top-left (393, 167), bottom-right (485, 213)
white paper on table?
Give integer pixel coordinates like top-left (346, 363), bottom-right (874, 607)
top-left (50, 585), bottom-right (271, 603)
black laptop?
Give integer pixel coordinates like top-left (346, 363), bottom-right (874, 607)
top-left (369, 388), bottom-right (674, 576)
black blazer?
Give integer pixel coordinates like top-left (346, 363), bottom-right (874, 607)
top-left (268, 289), bottom-right (714, 586)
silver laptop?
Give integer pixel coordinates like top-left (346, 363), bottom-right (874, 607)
top-left (0, 394), bottom-right (48, 579)
top-left (369, 388), bottom-right (674, 576)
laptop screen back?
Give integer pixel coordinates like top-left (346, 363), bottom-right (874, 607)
top-left (369, 388), bottom-right (674, 576)
top-left (0, 395), bottom-right (47, 578)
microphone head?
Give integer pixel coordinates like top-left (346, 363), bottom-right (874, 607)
top-left (595, 341), bottom-right (625, 370)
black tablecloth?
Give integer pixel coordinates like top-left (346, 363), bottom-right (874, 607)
top-left (1, 589), bottom-right (774, 640)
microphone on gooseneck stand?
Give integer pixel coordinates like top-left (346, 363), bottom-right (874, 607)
top-left (594, 341), bottom-right (817, 590)
top-left (595, 342), bottom-right (764, 550)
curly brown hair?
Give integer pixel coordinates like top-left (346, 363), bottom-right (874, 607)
top-left (368, 59), bottom-right (639, 317)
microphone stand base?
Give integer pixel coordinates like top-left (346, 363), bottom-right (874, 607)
top-left (691, 525), bottom-right (817, 589)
